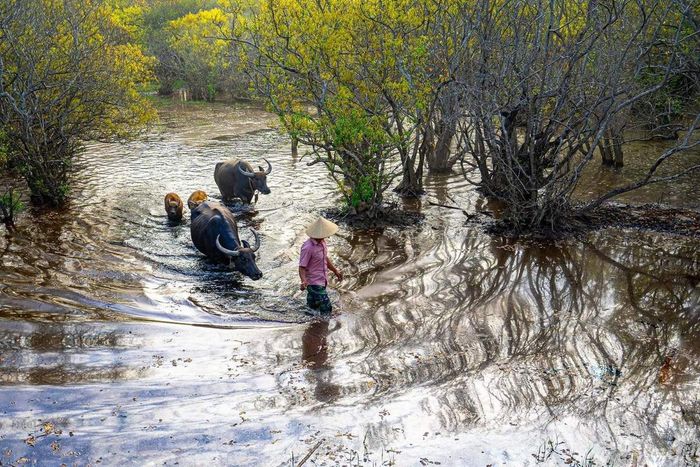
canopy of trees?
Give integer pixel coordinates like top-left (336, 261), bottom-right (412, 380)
top-left (237, 0), bottom-right (447, 211)
top-left (0, 0), bottom-right (156, 205)
top-left (1, 0), bottom-right (698, 233)
top-left (233, 0), bottom-right (700, 226)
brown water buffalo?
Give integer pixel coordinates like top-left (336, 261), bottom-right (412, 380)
top-left (164, 193), bottom-right (184, 221)
top-left (190, 200), bottom-right (263, 280)
top-left (187, 190), bottom-right (208, 210)
top-left (214, 159), bottom-right (272, 204)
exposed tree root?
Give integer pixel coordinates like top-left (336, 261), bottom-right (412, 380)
top-left (322, 205), bottom-right (424, 229)
top-left (472, 202), bottom-right (700, 240)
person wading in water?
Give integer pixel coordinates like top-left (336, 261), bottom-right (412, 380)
top-left (299, 217), bottom-right (343, 315)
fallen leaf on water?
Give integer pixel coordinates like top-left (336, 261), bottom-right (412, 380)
top-left (659, 356), bottom-right (673, 384)
top-left (24, 435), bottom-right (36, 447)
top-left (43, 422), bottom-right (54, 434)
top-left (51, 441), bottom-right (60, 452)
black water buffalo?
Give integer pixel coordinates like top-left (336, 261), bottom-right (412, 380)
top-left (190, 200), bottom-right (263, 280)
top-left (214, 158), bottom-right (272, 204)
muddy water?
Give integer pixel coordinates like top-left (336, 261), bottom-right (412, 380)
top-left (1, 102), bottom-right (699, 466)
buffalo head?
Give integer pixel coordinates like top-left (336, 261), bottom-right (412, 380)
top-left (188, 190), bottom-right (208, 210)
top-left (215, 228), bottom-right (263, 281)
top-left (164, 192), bottom-right (184, 221)
top-left (238, 158), bottom-right (272, 195)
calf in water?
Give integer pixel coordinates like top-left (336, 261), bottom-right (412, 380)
top-left (164, 193), bottom-right (184, 221)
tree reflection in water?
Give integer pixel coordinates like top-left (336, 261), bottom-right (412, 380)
top-left (0, 322), bottom-right (146, 385)
top-left (336, 227), bottom-right (700, 456)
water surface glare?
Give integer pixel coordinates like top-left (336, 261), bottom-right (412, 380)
top-left (1, 102), bottom-right (699, 466)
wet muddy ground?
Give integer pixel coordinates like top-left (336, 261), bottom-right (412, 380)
top-left (1, 101), bottom-right (699, 466)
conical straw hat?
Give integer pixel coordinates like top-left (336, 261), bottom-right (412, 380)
top-left (306, 217), bottom-right (338, 239)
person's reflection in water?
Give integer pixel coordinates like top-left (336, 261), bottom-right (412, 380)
top-left (302, 319), bottom-right (341, 403)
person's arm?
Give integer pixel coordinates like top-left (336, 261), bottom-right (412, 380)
top-left (299, 266), bottom-right (308, 291)
top-left (326, 256), bottom-right (343, 281)
top-left (299, 242), bottom-right (311, 290)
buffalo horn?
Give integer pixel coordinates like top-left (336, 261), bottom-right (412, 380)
top-left (250, 228), bottom-right (261, 252)
top-left (238, 164), bottom-right (256, 178)
top-left (263, 158), bottom-right (272, 175)
top-left (216, 235), bottom-right (240, 257)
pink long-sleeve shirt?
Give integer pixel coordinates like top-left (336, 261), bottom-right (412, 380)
top-left (299, 238), bottom-right (328, 286)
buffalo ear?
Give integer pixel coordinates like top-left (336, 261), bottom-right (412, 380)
top-left (258, 166), bottom-right (264, 172)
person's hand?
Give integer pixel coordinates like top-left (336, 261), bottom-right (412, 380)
top-left (300, 280), bottom-right (308, 291)
top-left (334, 270), bottom-right (343, 282)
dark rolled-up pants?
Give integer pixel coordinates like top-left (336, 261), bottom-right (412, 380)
top-left (306, 285), bottom-right (332, 314)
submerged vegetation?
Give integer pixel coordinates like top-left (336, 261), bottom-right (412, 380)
top-left (0, 0), bottom-right (698, 234)
top-left (0, 187), bottom-right (22, 230)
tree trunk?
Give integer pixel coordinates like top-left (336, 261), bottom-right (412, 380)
top-left (394, 149), bottom-right (425, 198)
top-left (601, 133), bottom-right (614, 166)
top-left (427, 93), bottom-right (459, 172)
top-left (395, 133), bottom-right (426, 197)
top-left (427, 118), bottom-right (457, 172)
top-left (612, 132), bottom-right (624, 167)
top-left (395, 159), bottom-right (424, 196)
top-left (291, 136), bottom-right (298, 157)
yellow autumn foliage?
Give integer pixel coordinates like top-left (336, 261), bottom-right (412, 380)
top-left (164, 7), bottom-right (233, 99)
top-left (238, 0), bottom-right (460, 143)
top-left (0, 0), bottom-right (157, 204)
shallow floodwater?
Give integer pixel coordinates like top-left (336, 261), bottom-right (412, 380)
top-left (1, 102), bottom-right (699, 466)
